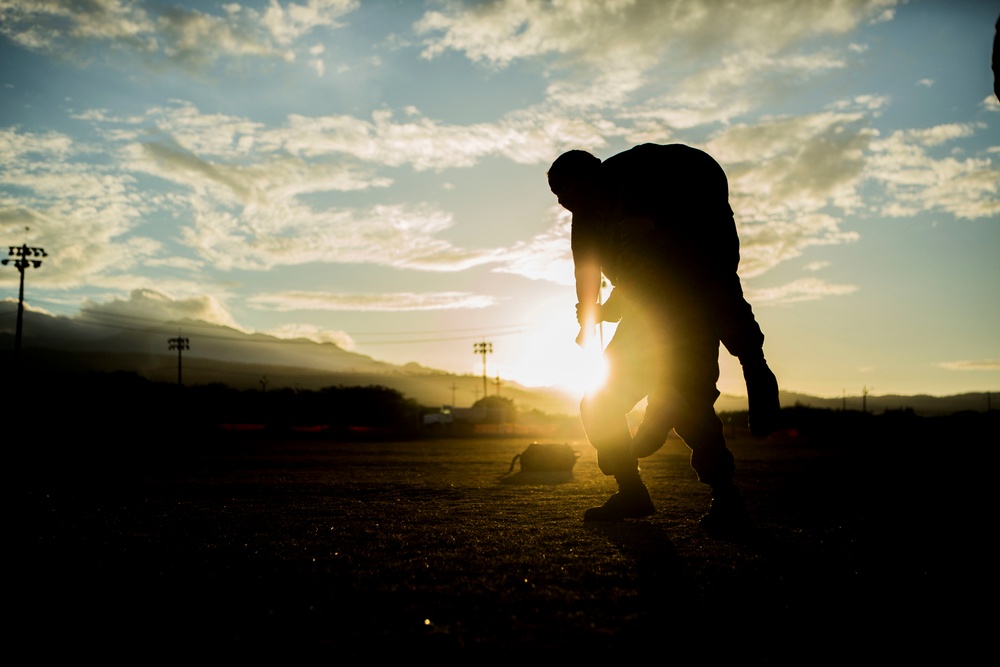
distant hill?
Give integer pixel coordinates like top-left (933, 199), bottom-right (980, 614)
top-left (0, 304), bottom-right (581, 415)
top-left (1, 304), bottom-right (992, 417)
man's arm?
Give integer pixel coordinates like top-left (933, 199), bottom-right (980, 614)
top-left (572, 212), bottom-right (603, 347)
top-left (574, 253), bottom-right (601, 346)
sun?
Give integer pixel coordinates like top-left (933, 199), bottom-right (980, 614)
top-left (501, 321), bottom-right (612, 398)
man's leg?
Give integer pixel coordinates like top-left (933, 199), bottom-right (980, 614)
top-left (579, 326), bottom-right (655, 521)
top-left (580, 388), bottom-right (654, 521)
top-left (672, 339), bottom-right (750, 533)
top-left (674, 402), bottom-right (749, 533)
top-left (629, 386), bottom-right (686, 458)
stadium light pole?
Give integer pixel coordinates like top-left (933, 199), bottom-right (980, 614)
top-left (168, 336), bottom-right (190, 386)
top-left (473, 341), bottom-right (492, 401)
top-left (2, 242), bottom-right (47, 353)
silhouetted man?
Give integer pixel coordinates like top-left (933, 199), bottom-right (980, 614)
top-left (548, 143), bottom-right (779, 530)
top-left (993, 14), bottom-right (999, 102)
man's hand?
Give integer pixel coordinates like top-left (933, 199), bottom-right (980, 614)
top-left (741, 354), bottom-right (781, 437)
top-left (576, 301), bottom-right (600, 326)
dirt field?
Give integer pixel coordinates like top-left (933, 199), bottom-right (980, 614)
top-left (11, 432), bottom-right (992, 662)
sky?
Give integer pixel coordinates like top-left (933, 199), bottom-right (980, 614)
top-left (1, 0), bottom-right (997, 401)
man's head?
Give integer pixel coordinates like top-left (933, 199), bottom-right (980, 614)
top-left (547, 150), bottom-right (603, 213)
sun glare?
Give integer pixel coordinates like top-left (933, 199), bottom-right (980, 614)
top-left (500, 322), bottom-right (611, 398)
top-left (575, 334), bottom-right (609, 394)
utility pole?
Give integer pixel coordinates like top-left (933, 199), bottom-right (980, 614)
top-left (2, 237), bottom-right (47, 354)
top-left (493, 374), bottom-right (502, 397)
top-left (473, 341), bottom-right (492, 401)
top-left (450, 381), bottom-right (457, 406)
top-left (862, 385), bottom-right (872, 413)
top-left (260, 375), bottom-right (268, 393)
top-left (168, 336), bottom-right (190, 386)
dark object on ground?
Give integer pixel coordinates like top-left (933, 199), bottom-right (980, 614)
top-left (507, 442), bottom-right (580, 473)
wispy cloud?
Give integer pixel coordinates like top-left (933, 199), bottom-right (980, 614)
top-left (493, 210), bottom-right (575, 285)
top-left (938, 360), bottom-right (1000, 372)
top-left (706, 110), bottom-right (871, 276)
top-left (415, 0), bottom-right (899, 121)
top-left (415, 0), bottom-right (897, 69)
top-left (747, 278), bottom-right (859, 306)
top-left (80, 288), bottom-right (242, 328)
top-left (804, 261), bottom-right (831, 271)
top-left (868, 123), bottom-right (1000, 220)
top-left (0, 0), bottom-right (358, 70)
top-left (248, 290), bottom-right (497, 312)
top-left (2, 0), bottom-right (993, 317)
top-left (0, 128), bottom-right (160, 290)
top-left (264, 322), bottom-right (356, 348)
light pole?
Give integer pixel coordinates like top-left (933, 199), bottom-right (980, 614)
top-left (2, 242), bottom-right (47, 353)
top-left (168, 336), bottom-right (190, 386)
top-left (473, 341), bottom-right (492, 401)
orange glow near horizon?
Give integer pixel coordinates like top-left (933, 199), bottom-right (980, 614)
top-left (497, 319), bottom-right (612, 399)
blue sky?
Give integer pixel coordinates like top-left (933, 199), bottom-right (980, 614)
top-left (1, 0), bottom-right (997, 400)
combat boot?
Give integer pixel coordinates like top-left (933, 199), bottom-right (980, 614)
top-left (584, 475), bottom-right (655, 522)
top-left (699, 483), bottom-right (750, 534)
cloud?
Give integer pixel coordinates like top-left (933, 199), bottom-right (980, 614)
top-left (697, 110), bottom-right (997, 280)
top-left (264, 322), bottom-right (356, 349)
top-left (5, 104), bottom-right (524, 280)
top-left (0, 0), bottom-right (358, 70)
top-left (414, 0), bottom-right (899, 122)
top-left (804, 261), bottom-right (830, 271)
top-left (259, 0), bottom-right (358, 46)
top-left (156, 5), bottom-right (289, 67)
top-left (0, 128), bottom-right (162, 290)
top-left (415, 0), bottom-right (897, 68)
top-left (177, 199), bottom-right (503, 272)
top-left (0, 0), bottom-right (157, 52)
top-left (248, 290), bottom-right (497, 312)
top-left (79, 288), bottom-right (242, 328)
top-left (68, 101), bottom-right (588, 273)
top-left (95, 92), bottom-right (988, 287)
top-left (270, 106), bottom-right (609, 169)
top-left (746, 278), bottom-right (858, 306)
top-left (938, 360), bottom-right (1000, 372)
top-left (706, 110), bottom-right (872, 276)
top-left (493, 209), bottom-right (575, 285)
top-left (867, 123), bottom-right (1000, 220)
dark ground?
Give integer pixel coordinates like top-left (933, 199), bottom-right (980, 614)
top-left (10, 427), bottom-right (995, 663)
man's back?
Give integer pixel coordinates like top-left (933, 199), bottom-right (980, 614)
top-left (600, 144), bottom-right (740, 303)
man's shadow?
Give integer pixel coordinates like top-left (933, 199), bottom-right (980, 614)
top-left (585, 521), bottom-right (700, 631)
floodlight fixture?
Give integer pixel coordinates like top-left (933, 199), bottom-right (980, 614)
top-left (3, 242), bottom-right (46, 353)
top-left (473, 341), bottom-right (493, 400)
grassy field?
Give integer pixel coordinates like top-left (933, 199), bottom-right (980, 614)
top-left (11, 432), bottom-right (992, 662)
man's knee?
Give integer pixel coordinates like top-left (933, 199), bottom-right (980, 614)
top-left (581, 391), bottom-right (617, 433)
top-left (580, 392), bottom-right (638, 477)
